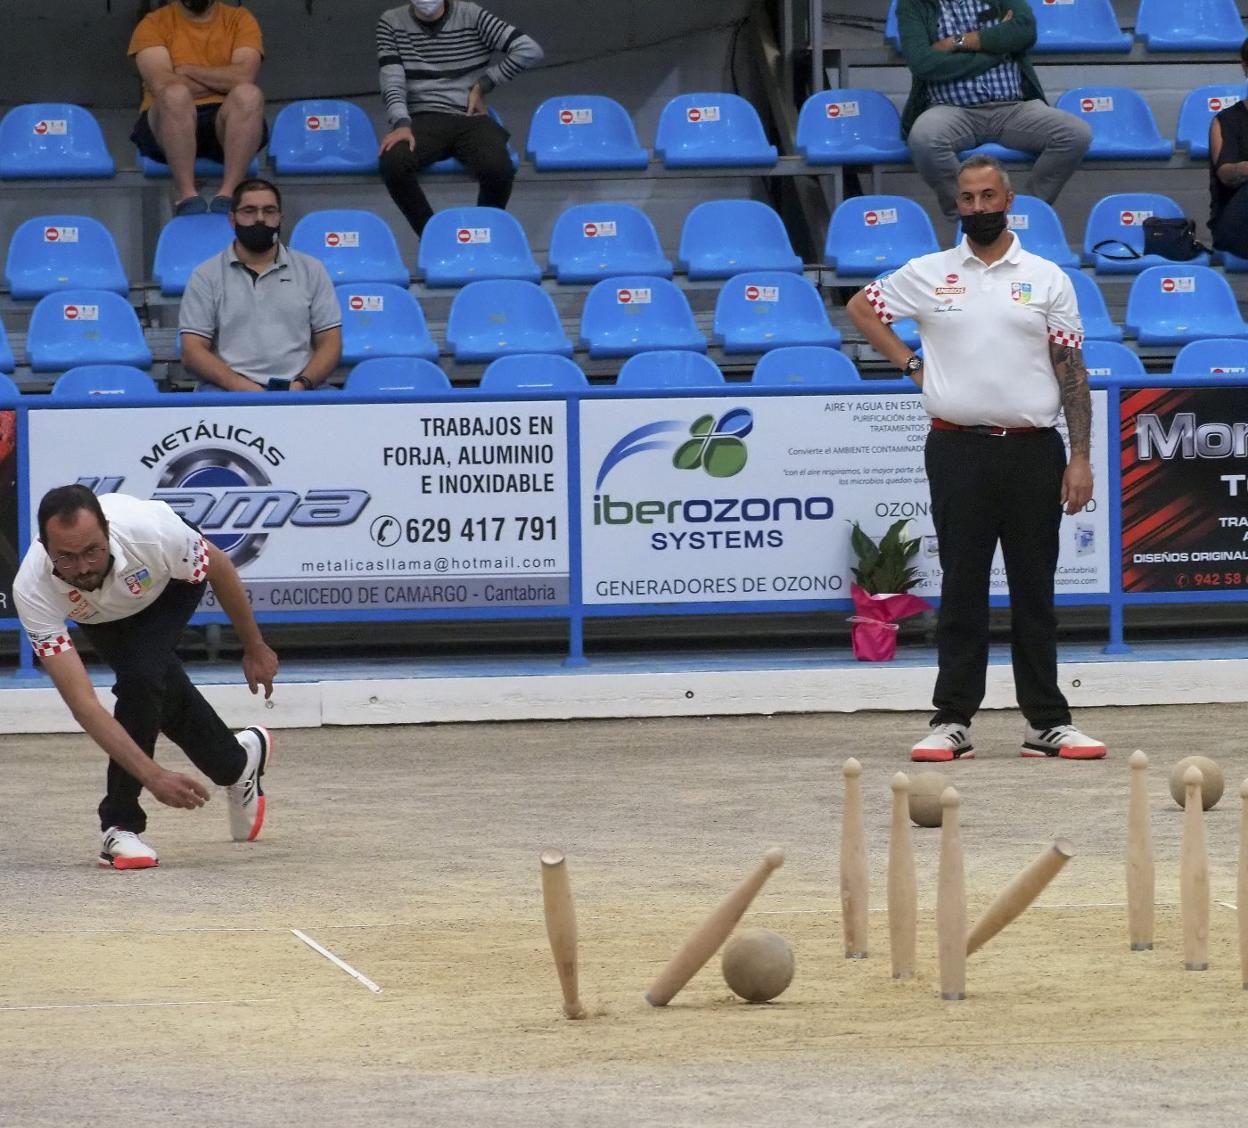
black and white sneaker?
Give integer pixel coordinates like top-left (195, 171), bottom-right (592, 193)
top-left (1021, 723), bottom-right (1106, 760)
top-left (910, 723), bottom-right (975, 763)
top-left (227, 726), bottom-right (272, 841)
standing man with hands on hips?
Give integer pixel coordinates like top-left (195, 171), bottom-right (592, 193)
top-left (847, 155), bottom-right (1106, 764)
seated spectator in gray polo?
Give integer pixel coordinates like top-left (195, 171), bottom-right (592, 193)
top-left (897, 0), bottom-right (1091, 219)
top-left (179, 178), bottom-right (341, 391)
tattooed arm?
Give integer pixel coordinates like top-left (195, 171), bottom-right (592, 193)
top-left (1050, 341), bottom-right (1093, 515)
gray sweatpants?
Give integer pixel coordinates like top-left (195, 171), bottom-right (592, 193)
top-left (907, 99), bottom-right (1092, 217)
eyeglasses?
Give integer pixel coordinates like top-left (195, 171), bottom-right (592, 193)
top-left (233, 205), bottom-right (281, 219)
top-left (51, 544), bottom-right (107, 570)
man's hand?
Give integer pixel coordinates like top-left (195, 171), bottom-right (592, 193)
top-left (146, 766), bottom-right (211, 810)
top-left (932, 35), bottom-right (957, 51)
top-left (379, 125), bottom-right (414, 155)
top-left (467, 83), bottom-right (487, 115)
top-left (243, 642), bottom-right (279, 699)
top-left (1061, 456), bottom-right (1094, 515)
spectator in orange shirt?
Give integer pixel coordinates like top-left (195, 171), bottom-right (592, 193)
top-left (128, 0), bottom-right (267, 216)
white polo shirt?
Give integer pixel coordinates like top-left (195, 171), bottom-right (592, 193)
top-left (863, 234), bottom-right (1084, 429)
top-left (14, 493), bottom-right (209, 660)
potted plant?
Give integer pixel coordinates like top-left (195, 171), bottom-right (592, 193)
top-left (847, 519), bottom-right (931, 661)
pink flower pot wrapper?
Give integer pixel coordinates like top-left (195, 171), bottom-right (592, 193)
top-left (849, 584), bottom-right (931, 662)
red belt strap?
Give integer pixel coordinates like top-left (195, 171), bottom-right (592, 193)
top-left (930, 418), bottom-right (1050, 437)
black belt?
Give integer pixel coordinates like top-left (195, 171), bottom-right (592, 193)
top-left (931, 418), bottom-right (1053, 437)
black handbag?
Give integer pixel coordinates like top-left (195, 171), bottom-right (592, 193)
top-left (1092, 217), bottom-right (1209, 262)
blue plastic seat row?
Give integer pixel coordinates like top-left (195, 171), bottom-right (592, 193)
top-left (800, 84), bottom-right (1235, 167)
top-left (0, 91), bottom-right (778, 179)
top-left (884, 0), bottom-right (1244, 54)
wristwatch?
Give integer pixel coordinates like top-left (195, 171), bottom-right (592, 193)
top-left (904, 355), bottom-right (924, 377)
top-left (292, 375), bottom-right (312, 390)
top-left (954, 32), bottom-right (966, 50)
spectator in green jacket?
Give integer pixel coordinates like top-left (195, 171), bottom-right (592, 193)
top-left (897, 0), bottom-right (1090, 218)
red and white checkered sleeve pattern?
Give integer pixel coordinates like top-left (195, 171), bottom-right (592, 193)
top-left (31, 633), bottom-right (74, 659)
top-left (862, 280), bottom-right (894, 324)
top-left (188, 536), bottom-right (210, 584)
top-left (1048, 326), bottom-right (1084, 349)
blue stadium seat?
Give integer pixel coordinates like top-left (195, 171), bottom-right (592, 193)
top-left (825, 195), bottom-right (939, 276)
top-left (270, 100), bottom-right (378, 175)
top-left (954, 195), bottom-right (1077, 267)
top-left (957, 141), bottom-right (1033, 161)
top-left (0, 372), bottom-right (20, 395)
top-left (1082, 340), bottom-right (1145, 378)
top-left (1220, 250), bottom-right (1248, 272)
top-left (1125, 266), bottom-right (1248, 345)
top-left (345, 357), bottom-right (450, 394)
top-left (27, 291), bottom-right (152, 372)
top-left (446, 280), bottom-right (572, 362)
top-left (0, 323), bottom-right (16, 374)
top-left (139, 153), bottom-right (259, 179)
top-left (289, 209), bottom-right (409, 286)
top-left (547, 203), bottom-right (672, 283)
top-left (336, 283), bottom-right (438, 365)
top-left (751, 346), bottom-right (861, 387)
top-left (615, 350), bottom-right (724, 388)
top-left (1082, 193), bottom-right (1209, 274)
top-left (1062, 268), bottom-right (1123, 342)
top-left (885, 0), bottom-right (899, 49)
top-left (1055, 87), bottom-right (1172, 159)
top-left (796, 90), bottom-right (910, 165)
top-left (579, 276), bottom-right (706, 359)
top-left (1170, 338), bottom-right (1248, 376)
top-left (1135, 0), bottom-right (1244, 51)
top-left (152, 214), bottom-right (234, 297)
top-left (421, 108), bottom-right (519, 174)
top-left (1176, 86), bottom-right (1243, 160)
top-left (480, 354), bottom-right (588, 391)
top-left (418, 206), bottom-right (541, 287)
top-left (5, 216), bottom-right (129, 299)
top-left (1031, 0), bottom-right (1131, 53)
top-left (713, 272), bottom-right (842, 355)
top-left (654, 93), bottom-right (778, 169)
top-left (678, 200), bottom-right (803, 280)
top-left (526, 95), bottom-right (648, 171)
top-left (0, 104), bottom-right (115, 179)
top-left (51, 364), bottom-right (157, 398)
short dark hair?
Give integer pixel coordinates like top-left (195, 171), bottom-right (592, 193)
top-left (957, 153), bottom-right (1012, 193)
top-left (230, 177), bottom-right (282, 212)
top-left (37, 484), bottom-right (108, 544)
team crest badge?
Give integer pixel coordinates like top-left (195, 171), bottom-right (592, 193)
top-left (1010, 282), bottom-right (1033, 304)
top-left (124, 568), bottom-right (153, 596)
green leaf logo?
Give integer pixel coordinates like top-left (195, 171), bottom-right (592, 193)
top-left (671, 408), bottom-right (753, 478)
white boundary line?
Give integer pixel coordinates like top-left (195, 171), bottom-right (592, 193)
top-left (0, 998), bottom-right (277, 1013)
top-left (290, 928), bottom-right (383, 994)
top-left (756, 902), bottom-right (1180, 915)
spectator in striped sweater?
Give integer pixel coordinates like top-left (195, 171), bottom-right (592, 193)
top-left (376, 1), bottom-right (544, 237)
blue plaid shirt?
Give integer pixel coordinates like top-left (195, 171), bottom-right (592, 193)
top-left (926, 0), bottom-right (1023, 107)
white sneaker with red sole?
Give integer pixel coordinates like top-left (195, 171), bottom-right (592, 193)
top-left (911, 723), bottom-right (975, 763)
top-left (1021, 724), bottom-right (1106, 760)
top-left (98, 827), bottom-right (159, 870)
top-left (228, 726), bottom-right (272, 842)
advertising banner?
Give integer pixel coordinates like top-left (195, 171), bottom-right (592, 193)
top-left (1121, 386), bottom-right (1248, 593)
top-left (28, 402), bottom-right (570, 612)
top-left (0, 410), bottom-right (18, 619)
top-left (579, 392), bottom-right (1110, 606)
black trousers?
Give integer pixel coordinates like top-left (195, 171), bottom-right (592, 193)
top-left (925, 427), bottom-right (1072, 730)
top-left (378, 112), bottom-right (515, 237)
top-left (81, 579), bottom-right (245, 834)
top-left (1211, 185), bottom-right (1248, 260)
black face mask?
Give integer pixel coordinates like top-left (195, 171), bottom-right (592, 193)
top-left (234, 222), bottom-right (279, 253)
top-left (961, 209), bottom-right (1009, 247)
top-left (182, 0), bottom-right (213, 13)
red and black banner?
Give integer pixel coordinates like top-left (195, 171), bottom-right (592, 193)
top-left (1122, 387), bottom-right (1248, 593)
top-left (0, 410), bottom-right (16, 614)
